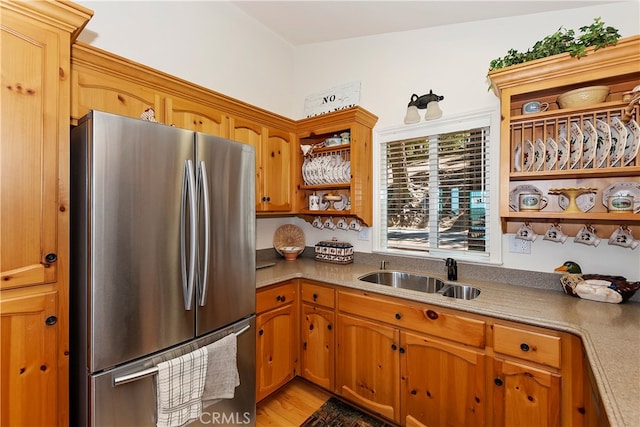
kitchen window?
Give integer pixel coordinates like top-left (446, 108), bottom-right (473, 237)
top-left (373, 110), bottom-right (500, 263)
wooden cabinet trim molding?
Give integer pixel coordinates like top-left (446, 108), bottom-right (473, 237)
top-left (1, 1), bottom-right (93, 40)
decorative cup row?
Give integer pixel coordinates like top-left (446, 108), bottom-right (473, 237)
top-left (312, 216), bottom-right (362, 231)
top-left (303, 152), bottom-right (351, 185)
top-left (516, 223), bottom-right (638, 249)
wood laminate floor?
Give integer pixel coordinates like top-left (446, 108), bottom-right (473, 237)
top-left (256, 378), bottom-right (332, 427)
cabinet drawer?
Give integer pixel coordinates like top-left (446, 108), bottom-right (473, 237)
top-left (257, 281), bottom-right (296, 314)
top-left (300, 281), bottom-right (335, 308)
top-left (493, 324), bottom-right (561, 368)
top-left (338, 291), bottom-right (485, 347)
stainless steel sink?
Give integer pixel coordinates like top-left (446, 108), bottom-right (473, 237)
top-left (358, 271), bottom-right (480, 300)
top-left (358, 271), bottom-right (445, 293)
top-left (441, 284), bottom-right (481, 300)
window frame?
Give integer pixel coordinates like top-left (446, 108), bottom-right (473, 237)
top-left (373, 108), bottom-right (502, 264)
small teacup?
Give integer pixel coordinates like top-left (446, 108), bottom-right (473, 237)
top-left (348, 219), bottom-right (362, 231)
top-left (522, 101), bottom-right (549, 114)
top-left (324, 217), bottom-right (337, 230)
top-left (575, 225), bottom-right (600, 247)
top-left (519, 193), bottom-right (548, 211)
top-left (543, 224), bottom-right (568, 243)
top-left (516, 223), bottom-right (537, 241)
top-left (606, 195), bottom-right (634, 212)
top-left (336, 217), bottom-right (349, 230)
top-left (608, 226), bottom-right (640, 249)
top-left (312, 216), bottom-right (324, 229)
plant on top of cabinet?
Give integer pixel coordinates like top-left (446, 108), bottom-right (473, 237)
top-left (488, 17), bottom-right (621, 73)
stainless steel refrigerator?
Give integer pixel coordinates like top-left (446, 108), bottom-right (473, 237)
top-left (70, 110), bottom-right (256, 426)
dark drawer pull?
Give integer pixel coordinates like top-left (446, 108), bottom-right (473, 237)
top-left (426, 309), bottom-right (438, 320)
top-left (313, 293), bottom-right (318, 301)
top-left (520, 343), bottom-right (530, 352)
top-left (494, 378), bottom-right (503, 386)
top-left (395, 313), bottom-right (402, 320)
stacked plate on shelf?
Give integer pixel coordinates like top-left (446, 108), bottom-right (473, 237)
top-left (514, 117), bottom-right (639, 172)
top-left (302, 152), bottom-right (351, 185)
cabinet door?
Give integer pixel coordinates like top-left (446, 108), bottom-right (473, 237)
top-left (492, 358), bottom-right (561, 427)
top-left (256, 303), bottom-right (297, 401)
top-left (229, 117), bottom-right (264, 211)
top-left (1, 10), bottom-right (60, 290)
top-left (401, 331), bottom-right (485, 427)
top-left (336, 313), bottom-right (400, 423)
top-left (301, 304), bottom-right (334, 390)
top-left (262, 127), bottom-right (292, 211)
top-left (164, 97), bottom-right (228, 136)
top-left (1, 289), bottom-right (58, 426)
top-left (71, 66), bottom-right (162, 122)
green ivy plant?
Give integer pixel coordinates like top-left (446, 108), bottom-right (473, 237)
top-left (488, 18), bottom-right (621, 72)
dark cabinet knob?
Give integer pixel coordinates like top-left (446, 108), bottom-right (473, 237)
top-left (426, 309), bottom-right (438, 320)
top-left (395, 313), bottom-right (402, 320)
top-left (262, 196), bottom-right (267, 202)
top-left (280, 296), bottom-right (286, 302)
top-left (45, 253), bottom-right (57, 263)
top-left (411, 390), bottom-right (417, 395)
top-left (494, 378), bottom-right (503, 386)
top-left (327, 324), bottom-right (332, 330)
top-left (391, 344), bottom-right (397, 351)
top-left (520, 343), bottom-right (530, 352)
top-left (258, 329), bottom-right (264, 336)
top-left (303, 342), bottom-right (307, 350)
top-left (266, 196), bottom-right (271, 202)
top-left (276, 295), bottom-right (281, 301)
top-left (313, 293), bottom-right (318, 301)
top-left (45, 316), bottom-right (57, 326)
top-left (399, 347), bottom-right (405, 354)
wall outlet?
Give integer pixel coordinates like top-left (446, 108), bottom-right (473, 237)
top-left (508, 234), bottom-right (531, 254)
top-left (358, 227), bottom-right (370, 241)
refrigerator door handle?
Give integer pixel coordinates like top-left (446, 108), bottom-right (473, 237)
top-left (181, 159), bottom-right (197, 311)
top-left (112, 324), bottom-right (251, 386)
top-left (198, 160), bottom-right (211, 307)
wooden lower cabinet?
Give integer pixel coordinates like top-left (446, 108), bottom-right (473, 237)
top-left (0, 288), bottom-right (58, 426)
top-left (301, 304), bottom-right (334, 390)
top-left (257, 281), bottom-right (592, 426)
top-left (256, 282), bottom-right (298, 402)
top-left (491, 358), bottom-right (561, 426)
top-left (401, 331), bottom-right (485, 427)
top-left (336, 313), bottom-right (400, 423)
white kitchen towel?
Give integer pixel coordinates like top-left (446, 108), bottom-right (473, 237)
top-left (202, 333), bottom-right (240, 405)
top-left (155, 347), bottom-right (208, 427)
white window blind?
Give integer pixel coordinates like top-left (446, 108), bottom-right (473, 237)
top-left (378, 116), bottom-right (492, 258)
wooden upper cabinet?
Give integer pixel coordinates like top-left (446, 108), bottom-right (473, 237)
top-left (1, 2), bottom-right (91, 290)
top-left (165, 96), bottom-right (228, 137)
top-left (229, 117), bottom-right (293, 212)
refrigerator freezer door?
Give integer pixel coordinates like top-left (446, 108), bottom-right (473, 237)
top-left (90, 317), bottom-right (256, 427)
top-left (195, 134), bottom-right (256, 336)
top-left (71, 111), bottom-right (196, 373)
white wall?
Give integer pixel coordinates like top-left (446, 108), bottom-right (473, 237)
top-left (75, 1), bottom-right (295, 115)
top-left (74, 1), bottom-right (640, 280)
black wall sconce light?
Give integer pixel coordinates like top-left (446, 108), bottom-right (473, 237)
top-left (404, 90), bottom-right (444, 124)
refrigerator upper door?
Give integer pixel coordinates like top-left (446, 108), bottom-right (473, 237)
top-left (75, 111), bottom-right (197, 372)
top-left (195, 134), bottom-right (256, 336)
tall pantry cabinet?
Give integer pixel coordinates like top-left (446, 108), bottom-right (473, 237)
top-left (0, 1), bottom-right (92, 425)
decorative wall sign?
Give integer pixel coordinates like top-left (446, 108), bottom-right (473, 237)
top-left (303, 81), bottom-right (361, 118)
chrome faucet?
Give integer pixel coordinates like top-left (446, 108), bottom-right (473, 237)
top-left (445, 258), bottom-right (457, 281)
top-left (380, 260), bottom-right (388, 270)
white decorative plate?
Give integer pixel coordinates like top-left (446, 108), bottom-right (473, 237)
top-left (609, 117), bottom-right (627, 167)
top-left (594, 119), bottom-right (611, 168)
top-left (523, 139), bottom-right (534, 172)
top-left (569, 123), bottom-right (583, 169)
top-left (545, 137), bottom-right (558, 171)
top-left (558, 192), bottom-right (596, 212)
top-left (509, 184), bottom-right (543, 212)
top-left (624, 119), bottom-right (640, 166)
top-left (581, 120), bottom-right (597, 168)
top-left (333, 194), bottom-right (349, 210)
top-left (534, 138), bottom-right (545, 171)
top-left (557, 136), bottom-right (570, 170)
top-left (513, 144), bottom-right (522, 172)
top-left (602, 182), bottom-right (640, 213)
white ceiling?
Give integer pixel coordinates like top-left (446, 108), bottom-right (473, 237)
top-left (231, 1), bottom-right (617, 46)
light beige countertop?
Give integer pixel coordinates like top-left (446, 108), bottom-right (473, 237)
top-left (256, 258), bottom-right (640, 427)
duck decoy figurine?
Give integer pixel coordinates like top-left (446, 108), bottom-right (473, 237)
top-left (554, 261), bottom-right (639, 303)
